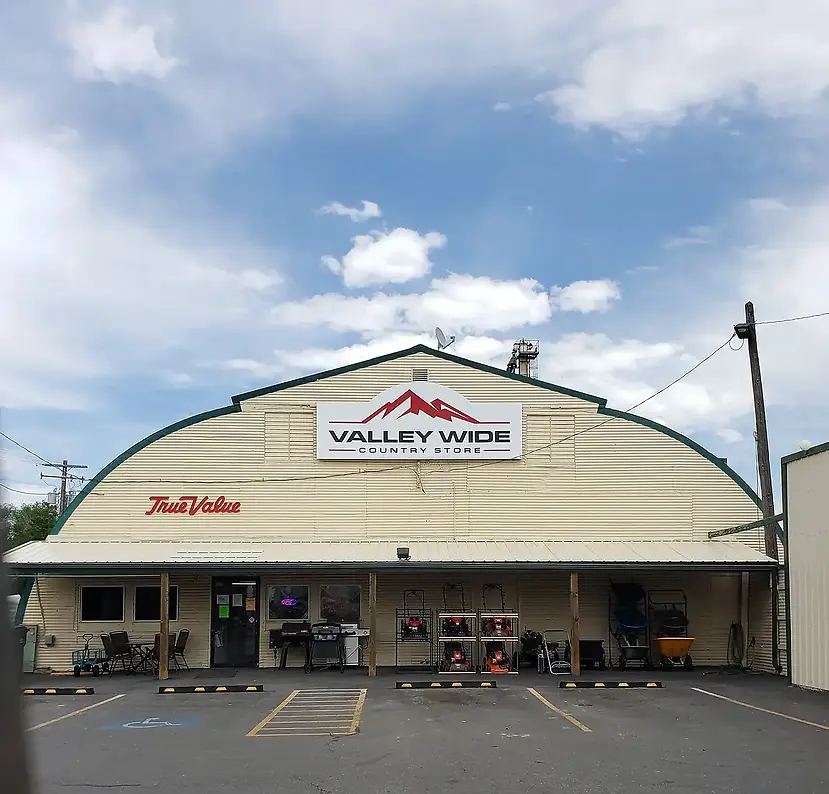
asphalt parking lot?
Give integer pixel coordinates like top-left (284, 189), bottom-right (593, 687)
top-left (20, 671), bottom-right (829, 793)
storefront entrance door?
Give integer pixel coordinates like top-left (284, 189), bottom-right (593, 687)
top-left (211, 578), bottom-right (259, 667)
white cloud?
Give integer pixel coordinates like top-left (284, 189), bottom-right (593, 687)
top-left (663, 225), bottom-right (714, 250)
top-left (551, 279), bottom-right (621, 313)
top-left (319, 200), bottom-right (382, 222)
top-left (493, 102), bottom-right (512, 112)
top-left (0, 99), bottom-right (281, 411)
top-left (718, 428), bottom-right (744, 444)
top-left (272, 274), bottom-right (555, 337)
top-left (323, 228), bottom-right (446, 288)
top-left (65, 6), bottom-right (177, 84)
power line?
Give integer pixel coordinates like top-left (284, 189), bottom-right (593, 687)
top-left (70, 334), bottom-right (736, 488)
top-left (0, 432), bottom-right (55, 466)
top-left (755, 309), bottom-right (829, 326)
top-left (0, 485), bottom-right (51, 497)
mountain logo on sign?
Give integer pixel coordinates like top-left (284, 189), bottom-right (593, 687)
top-left (333, 389), bottom-right (506, 425)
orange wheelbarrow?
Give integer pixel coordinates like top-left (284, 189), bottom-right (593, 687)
top-left (654, 636), bottom-right (695, 671)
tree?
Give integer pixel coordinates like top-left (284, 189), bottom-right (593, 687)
top-left (4, 501), bottom-right (57, 549)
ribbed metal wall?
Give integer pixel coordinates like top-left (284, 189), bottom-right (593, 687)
top-left (58, 352), bottom-right (761, 546)
top-left (22, 575), bottom-right (212, 672)
top-left (785, 449), bottom-right (829, 689)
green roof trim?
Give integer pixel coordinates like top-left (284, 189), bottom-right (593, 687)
top-left (50, 404), bottom-right (242, 535)
top-left (231, 344), bottom-right (608, 406)
top-left (599, 407), bottom-right (762, 510)
top-left (14, 576), bottom-right (34, 625)
top-left (781, 439), bottom-right (829, 466)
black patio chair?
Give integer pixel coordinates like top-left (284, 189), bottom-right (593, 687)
top-left (172, 629), bottom-right (190, 671)
top-left (105, 631), bottom-right (135, 675)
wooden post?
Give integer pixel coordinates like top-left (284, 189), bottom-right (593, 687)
top-left (368, 572), bottom-right (378, 677)
top-left (569, 573), bottom-right (580, 676)
top-left (159, 572), bottom-right (170, 681)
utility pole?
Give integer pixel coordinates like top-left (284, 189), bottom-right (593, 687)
top-left (41, 460), bottom-right (88, 512)
top-left (734, 302), bottom-right (778, 560)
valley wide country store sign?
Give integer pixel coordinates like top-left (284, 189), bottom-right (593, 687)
top-left (316, 382), bottom-right (523, 460)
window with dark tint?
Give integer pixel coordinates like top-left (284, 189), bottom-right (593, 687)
top-left (134, 586), bottom-right (179, 621)
top-left (268, 585), bottom-right (309, 621)
top-left (80, 586), bottom-right (124, 622)
top-left (320, 585), bottom-right (361, 624)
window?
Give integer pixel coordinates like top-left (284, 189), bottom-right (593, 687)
top-left (134, 586), bottom-right (179, 622)
top-left (320, 585), bottom-right (361, 624)
top-left (80, 586), bottom-right (124, 622)
top-left (268, 585), bottom-right (309, 621)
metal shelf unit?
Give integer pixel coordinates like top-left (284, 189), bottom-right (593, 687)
top-left (436, 612), bottom-right (478, 674)
top-left (478, 611), bottom-right (520, 674)
top-left (394, 606), bottom-right (434, 673)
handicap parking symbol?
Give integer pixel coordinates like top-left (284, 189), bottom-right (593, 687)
top-left (123, 717), bottom-right (182, 729)
top-left (103, 716), bottom-right (195, 730)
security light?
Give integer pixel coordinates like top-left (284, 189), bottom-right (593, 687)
top-left (397, 547), bottom-right (410, 561)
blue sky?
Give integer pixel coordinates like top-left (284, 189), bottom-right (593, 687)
top-left (3, 2), bottom-right (829, 508)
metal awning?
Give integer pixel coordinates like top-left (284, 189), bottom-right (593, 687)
top-left (4, 539), bottom-right (778, 573)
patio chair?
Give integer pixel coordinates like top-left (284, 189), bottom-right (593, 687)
top-left (147, 632), bottom-right (177, 673)
top-left (106, 631), bottom-right (135, 675)
top-left (172, 629), bottom-right (190, 671)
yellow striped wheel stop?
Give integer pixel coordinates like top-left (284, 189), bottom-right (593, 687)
top-left (396, 681), bottom-right (497, 689)
top-left (21, 688), bottom-right (94, 695)
top-left (559, 681), bottom-right (663, 688)
top-left (158, 685), bottom-right (263, 694)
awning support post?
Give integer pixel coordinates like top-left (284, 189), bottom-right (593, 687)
top-left (159, 572), bottom-right (170, 681)
top-left (569, 572), bottom-right (580, 676)
top-left (368, 572), bottom-right (378, 677)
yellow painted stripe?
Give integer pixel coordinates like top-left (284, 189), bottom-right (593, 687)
top-left (215, 686), bottom-right (227, 692)
top-left (247, 690), bottom-right (300, 737)
top-left (481, 682), bottom-right (492, 687)
top-left (350, 689), bottom-right (367, 735)
top-left (565, 682), bottom-right (576, 688)
top-left (618, 682), bottom-right (629, 687)
top-left (45, 689), bottom-right (56, 695)
top-left (646, 683), bottom-right (658, 687)
top-left (691, 687), bottom-right (829, 731)
top-left (23, 690), bottom-right (34, 695)
top-left (430, 682), bottom-right (442, 687)
top-left (163, 687), bottom-right (175, 693)
top-left (75, 689), bottom-right (87, 694)
top-left (194, 687), bottom-right (205, 692)
top-left (400, 683), bottom-right (412, 688)
top-left (246, 686), bottom-right (258, 691)
top-left (451, 682), bottom-right (462, 687)
top-left (595, 683), bottom-right (605, 687)
top-left (27, 694), bottom-right (126, 732)
top-left (527, 687), bottom-right (592, 733)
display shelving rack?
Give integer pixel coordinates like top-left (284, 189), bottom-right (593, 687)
top-left (435, 612), bottom-right (478, 674)
top-left (394, 590), bottom-right (435, 673)
top-left (477, 609), bottom-right (521, 674)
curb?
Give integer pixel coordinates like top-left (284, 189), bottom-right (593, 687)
top-left (396, 681), bottom-right (497, 689)
top-left (22, 688), bottom-right (94, 695)
top-left (158, 685), bottom-right (263, 694)
top-left (560, 681), bottom-right (663, 688)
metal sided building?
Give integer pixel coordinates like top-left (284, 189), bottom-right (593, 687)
top-left (5, 343), bottom-right (780, 674)
top-left (782, 441), bottom-right (829, 691)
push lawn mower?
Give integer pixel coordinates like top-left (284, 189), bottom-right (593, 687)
top-left (481, 584), bottom-right (514, 638)
top-left (483, 641), bottom-right (511, 673)
top-left (399, 589), bottom-right (429, 640)
top-left (440, 583), bottom-right (472, 637)
top-left (441, 641), bottom-right (473, 672)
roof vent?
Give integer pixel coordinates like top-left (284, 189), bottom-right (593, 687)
top-left (412, 368), bottom-right (429, 382)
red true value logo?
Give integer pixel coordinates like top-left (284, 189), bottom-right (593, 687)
top-left (145, 496), bottom-right (241, 516)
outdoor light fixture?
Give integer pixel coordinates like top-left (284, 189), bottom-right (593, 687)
top-left (397, 547), bottom-right (410, 561)
top-left (734, 322), bottom-right (751, 340)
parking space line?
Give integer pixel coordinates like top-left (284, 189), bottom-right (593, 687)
top-left (527, 687), bottom-right (592, 733)
top-left (247, 689), bottom-right (366, 738)
top-left (691, 687), bottom-right (829, 731)
top-left (26, 694), bottom-right (127, 732)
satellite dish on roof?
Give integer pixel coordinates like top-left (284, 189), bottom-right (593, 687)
top-left (435, 327), bottom-right (455, 351)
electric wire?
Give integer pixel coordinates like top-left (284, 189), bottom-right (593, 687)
top-left (0, 485), bottom-right (51, 497)
top-left (0, 432), bottom-right (55, 466)
top-left (754, 309), bottom-right (829, 326)
top-left (60, 333), bottom-right (738, 488)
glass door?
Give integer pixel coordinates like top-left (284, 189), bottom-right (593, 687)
top-left (211, 578), bottom-right (259, 667)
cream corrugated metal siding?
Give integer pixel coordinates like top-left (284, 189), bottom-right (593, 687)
top-left (51, 351), bottom-right (762, 547)
top-left (21, 575), bottom-right (211, 672)
top-left (784, 445), bottom-right (829, 689)
top-left (6, 539), bottom-right (777, 567)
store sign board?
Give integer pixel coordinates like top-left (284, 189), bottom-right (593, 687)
top-left (145, 496), bottom-right (241, 516)
top-left (316, 382), bottom-right (522, 460)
